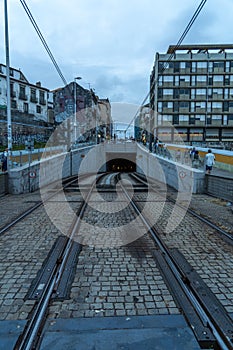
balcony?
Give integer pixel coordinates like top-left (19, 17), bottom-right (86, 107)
top-left (39, 99), bottom-right (46, 105)
top-left (19, 93), bottom-right (28, 101)
top-left (30, 96), bottom-right (38, 103)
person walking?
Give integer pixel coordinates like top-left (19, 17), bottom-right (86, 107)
top-left (192, 150), bottom-right (200, 168)
top-left (205, 149), bottom-right (215, 174)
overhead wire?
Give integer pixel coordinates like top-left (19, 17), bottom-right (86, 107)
top-left (20, 0), bottom-right (69, 88)
top-left (125, 0), bottom-right (207, 133)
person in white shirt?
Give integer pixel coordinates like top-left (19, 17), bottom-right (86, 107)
top-left (205, 149), bottom-right (215, 174)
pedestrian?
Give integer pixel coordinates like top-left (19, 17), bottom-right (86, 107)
top-left (1, 148), bottom-right (8, 172)
top-left (190, 147), bottom-right (196, 160)
top-left (205, 149), bottom-right (215, 174)
top-left (192, 150), bottom-right (200, 169)
top-left (175, 149), bottom-right (181, 163)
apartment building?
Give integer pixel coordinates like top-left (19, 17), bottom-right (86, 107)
top-left (150, 44), bottom-right (233, 144)
top-left (0, 64), bottom-right (53, 145)
top-left (53, 82), bottom-right (112, 142)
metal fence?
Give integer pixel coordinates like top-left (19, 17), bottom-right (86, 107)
top-left (205, 175), bottom-right (233, 203)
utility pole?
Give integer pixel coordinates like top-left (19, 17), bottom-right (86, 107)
top-left (4, 0), bottom-right (12, 169)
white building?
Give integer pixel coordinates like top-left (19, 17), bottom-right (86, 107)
top-left (0, 64), bottom-right (50, 122)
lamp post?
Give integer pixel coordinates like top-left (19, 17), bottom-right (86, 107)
top-left (74, 77), bottom-right (82, 144)
top-left (4, 0), bottom-right (12, 170)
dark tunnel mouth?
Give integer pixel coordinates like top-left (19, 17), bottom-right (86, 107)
top-left (106, 158), bottom-right (136, 172)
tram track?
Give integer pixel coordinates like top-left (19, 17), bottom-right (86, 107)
top-left (119, 173), bottom-right (233, 350)
top-left (0, 172), bottom-right (232, 349)
top-left (130, 172), bottom-right (233, 243)
top-left (14, 173), bottom-right (106, 350)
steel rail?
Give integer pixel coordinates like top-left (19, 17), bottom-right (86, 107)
top-left (15, 173), bottom-right (104, 350)
top-left (119, 174), bottom-right (233, 350)
top-left (0, 174), bottom-right (90, 236)
top-left (131, 172), bottom-right (233, 243)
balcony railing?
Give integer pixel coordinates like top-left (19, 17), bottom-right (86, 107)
top-left (19, 93), bottom-right (28, 101)
top-left (39, 99), bottom-right (46, 105)
top-left (30, 96), bottom-right (38, 103)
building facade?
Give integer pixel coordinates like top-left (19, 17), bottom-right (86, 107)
top-left (150, 44), bottom-right (233, 145)
top-left (53, 82), bottom-right (112, 143)
top-left (0, 64), bottom-right (53, 146)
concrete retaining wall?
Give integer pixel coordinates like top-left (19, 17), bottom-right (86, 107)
top-left (7, 145), bottom-right (106, 194)
top-left (136, 144), bottom-right (205, 194)
top-left (6, 142), bottom-right (206, 195)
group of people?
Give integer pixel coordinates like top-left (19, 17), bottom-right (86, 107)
top-left (190, 147), bottom-right (215, 173)
top-left (174, 147), bottom-right (215, 173)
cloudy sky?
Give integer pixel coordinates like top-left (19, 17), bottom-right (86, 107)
top-left (0, 0), bottom-right (233, 121)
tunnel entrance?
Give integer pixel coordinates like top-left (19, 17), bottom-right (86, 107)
top-left (106, 153), bottom-right (136, 172)
top-left (106, 158), bottom-right (136, 172)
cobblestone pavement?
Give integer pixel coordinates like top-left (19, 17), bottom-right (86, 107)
top-left (0, 190), bottom-right (84, 321)
top-left (142, 192), bottom-right (233, 314)
top-left (0, 180), bottom-right (232, 323)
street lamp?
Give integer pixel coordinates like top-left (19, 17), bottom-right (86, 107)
top-left (74, 76), bottom-right (82, 143)
top-left (4, 0), bottom-right (12, 170)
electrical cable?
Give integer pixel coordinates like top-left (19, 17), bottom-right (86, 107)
top-left (125, 0), bottom-right (207, 133)
top-left (20, 0), bottom-right (69, 88)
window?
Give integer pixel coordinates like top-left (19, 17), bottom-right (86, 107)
top-left (19, 85), bottom-right (27, 100)
top-left (24, 103), bottom-right (28, 113)
top-left (163, 115), bottom-right (173, 122)
top-left (213, 61), bottom-right (224, 69)
top-left (173, 89), bottom-right (179, 98)
top-left (163, 102), bottom-right (173, 108)
top-left (158, 102), bottom-right (162, 112)
top-left (179, 101), bottom-right (189, 109)
top-left (36, 105), bottom-right (41, 113)
top-left (195, 115), bottom-right (205, 122)
top-left (212, 115), bottom-right (222, 120)
top-left (174, 62), bottom-right (180, 73)
top-left (179, 88), bottom-right (189, 95)
top-left (191, 89), bottom-right (196, 99)
top-left (196, 102), bottom-right (206, 109)
top-left (212, 102), bottom-right (222, 109)
top-left (224, 75), bottom-right (230, 85)
top-left (213, 75), bottom-right (224, 82)
top-left (226, 61), bottom-right (230, 73)
top-left (196, 89), bottom-right (206, 96)
top-left (212, 88), bottom-right (222, 95)
top-left (163, 89), bottom-right (173, 95)
top-left (163, 75), bottom-right (173, 83)
top-left (179, 115), bottom-right (189, 122)
top-left (197, 75), bottom-right (207, 83)
top-left (30, 88), bottom-right (37, 103)
top-left (208, 62), bottom-right (213, 73)
top-left (223, 101), bottom-right (229, 111)
top-left (180, 75), bottom-right (190, 83)
top-left (180, 62), bottom-right (186, 69)
top-left (11, 100), bottom-right (17, 109)
top-left (192, 62), bottom-right (197, 72)
top-left (191, 76), bottom-right (196, 85)
top-left (197, 61), bottom-right (207, 69)
top-left (39, 90), bottom-right (45, 104)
